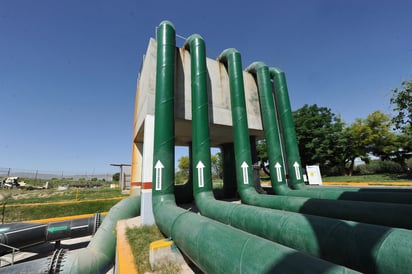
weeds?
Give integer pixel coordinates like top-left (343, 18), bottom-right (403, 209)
top-left (126, 225), bottom-right (181, 274)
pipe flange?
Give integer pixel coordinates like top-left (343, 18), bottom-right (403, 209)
top-left (93, 213), bottom-right (102, 234)
top-left (47, 248), bottom-right (66, 274)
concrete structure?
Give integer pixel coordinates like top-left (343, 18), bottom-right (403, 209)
top-left (131, 38), bottom-right (265, 224)
top-left (110, 164), bottom-right (131, 191)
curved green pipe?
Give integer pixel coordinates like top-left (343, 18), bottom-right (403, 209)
top-left (268, 67), bottom-right (304, 187)
top-left (244, 62), bottom-right (412, 203)
top-left (59, 196), bottom-right (140, 273)
top-left (183, 33), bottom-right (364, 273)
top-left (218, 49), bottom-right (255, 196)
top-left (150, 21), bottom-right (355, 274)
top-left (218, 54), bottom-right (412, 230)
top-left (267, 67), bottom-right (412, 204)
top-left (0, 196), bottom-right (141, 274)
top-left (208, 52), bottom-right (412, 273)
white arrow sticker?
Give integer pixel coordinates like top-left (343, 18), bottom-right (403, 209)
top-left (155, 160), bottom-right (164, 190)
top-left (275, 162), bottom-right (282, 182)
top-left (196, 161), bottom-right (205, 188)
top-left (293, 161), bottom-right (301, 180)
top-left (241, 161), bottom-right (249, 185)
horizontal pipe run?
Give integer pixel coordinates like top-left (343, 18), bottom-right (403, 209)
top-left (0, 196), bottom-right (141, 274)
top-left (195, 192), bottom-right (412, 274)
top-left (0, 214), bottom-right (100, 255)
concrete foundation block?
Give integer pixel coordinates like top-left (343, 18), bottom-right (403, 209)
top-left (149, 239), bottom-right (191, 272)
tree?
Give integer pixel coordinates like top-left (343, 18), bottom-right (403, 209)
top-left (112, 172), bottom-right (120, 182)
top-left (211, 152), bottom-right (223, 179)
top-left (293, 104), bottom-right (346, 174)
top-left (361, 111), bottom-right (396, 159)
top-left (390, 80), bottom-right (412, 133)
top-left (177, 156), bottom-right (190, 176)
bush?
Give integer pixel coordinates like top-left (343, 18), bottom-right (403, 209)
top-left (407, 158), bottom-right (412, 170)
top-left (356, 160), bottom-right (403, 175)
top-left (175, 171), bottom-right (188, 185)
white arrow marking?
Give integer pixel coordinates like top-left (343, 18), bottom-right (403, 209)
top-left (275, 162), bottom-right (282, 182)
top-left (293, 162), bottom-right (301, 180)
top-left (196, 161), bottom-right (205, 188)
top-left (241, 161), bottom-right (249, 185)
top-left (155, 160), bottom-right (164, 190)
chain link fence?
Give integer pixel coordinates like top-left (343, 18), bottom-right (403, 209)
top-left (0, 167), bottom-right (113, 182)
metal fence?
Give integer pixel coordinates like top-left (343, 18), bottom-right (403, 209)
top-left (0, 167), bottom-right (113, 182)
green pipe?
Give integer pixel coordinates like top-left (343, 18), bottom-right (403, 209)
top-left (267, 67), bottom-right (412, 204)
top-left (218, 49), bottom-right (256, 195)
top-left (269, 67), bottom-right (304, 187)
top-left (0, 196), bottom-right (141, 274)
top-left (151, 23), bottom-right (356, 274)
top-left (59, 196), bottom-right (141, 273)
top-left (184, 33), bottom-right (361, 273)
top-left (219, 54), bottom-right (412, 229)
top-left (212, 51), bottom-right (412, 273)
top-left (245, 62), bottom-right (412, 204)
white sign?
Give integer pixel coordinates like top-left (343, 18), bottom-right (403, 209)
top-left (306, 165), bottom-right (322, 185)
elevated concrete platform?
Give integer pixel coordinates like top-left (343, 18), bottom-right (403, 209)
top-left (134, 38), bottom-right (264, 147)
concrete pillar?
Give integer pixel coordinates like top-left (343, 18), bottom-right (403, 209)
top-left (130, 142), bottom-right (143, 196)
top-left (222, 143), bottom-right (237, 198)
top-left (141, 114), bottom-right (155, 225)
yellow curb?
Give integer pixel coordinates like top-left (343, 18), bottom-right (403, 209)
top-left (116, 218), bottom-right (139, 274)
top-left (24, 212), bottom-right (108, 224)
top-left (150, 239), bottom-right (173, 249)
top-left (323, 182), bottom-right (412, 186)
top-left (4, 197), bottom-right (124, 207)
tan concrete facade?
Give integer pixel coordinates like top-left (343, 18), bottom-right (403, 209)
top-left (133, 38), bottom-right (264, 147)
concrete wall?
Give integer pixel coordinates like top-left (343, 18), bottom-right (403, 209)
top-left (134, 38), bottom-right (264, 147)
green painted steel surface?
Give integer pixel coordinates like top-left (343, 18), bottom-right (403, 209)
top-left (237, 62), bottom-right (412, 229)
top-left (268, 67), bottom-right (412, 204)
top-left (150, 22), bottom-right (357, 274)
top-left (183, 34), bottom-right (213, 196)
top-left (213, 52), bottom-right (412, 273)
top-left (60, 196), bottom-right (141, 274)
top-left (218, 49), bottom-right (255, 195)
top-left (269, 67), bottom-right (305, 186)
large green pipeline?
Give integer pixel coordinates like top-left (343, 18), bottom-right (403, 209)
top-left (0, 196), bottom-right (141, 274)
top-left (266, 66), bottom-right (412, 203)
top-left (218, 50), bottom-right (412, 229)
top-left (191, 48), bottom-right (412, 273)
top-left (246, 63), bottom-right (412, 204)
top-left (150, 21), bottom-right (357, 274)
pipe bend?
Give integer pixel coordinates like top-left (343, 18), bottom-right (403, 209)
top-left (217, 48), bottom-right (239, 64)
top-left (183, 34), bottom-right (204, 51)
top-left (269, 67), bottom-right (285, 76)
top-left (158, 20), bottom-right (175, 29)
top-left (245, 61), bottom-right (267, 74)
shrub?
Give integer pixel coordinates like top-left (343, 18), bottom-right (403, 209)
top-left (356, 160), bottom-right (403, 175)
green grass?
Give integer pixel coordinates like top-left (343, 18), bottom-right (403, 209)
top-left (0, 188), bottom-right (127, 205)
top-left (323, 173), bottom-right (412, 183)
top-left (126, 225), bottom-right (181, 274)
top-left (0, 187), bottom-right (126, 222)
top-left (0, 199), bottom-right (120, 222)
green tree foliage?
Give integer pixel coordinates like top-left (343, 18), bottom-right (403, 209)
top-left (175, 156), bottom-right (190, 185)
top-left (293, 106), bottom-right (410, 175)
top-left (112, 172), bottom-right (120, 182)
top-left (211, 152), bottom-right (223, 179)
top-left (293, 104), bottom-right (346, 174)
top-left (178, 156), bottom-right (190, 175)
top-left (355, 111), bottom-right (396, 159)
top-left (390, 80), bottom-right (412, 133)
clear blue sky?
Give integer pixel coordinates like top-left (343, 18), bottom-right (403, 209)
top-left (1, 0), bottom-right (411, 175)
